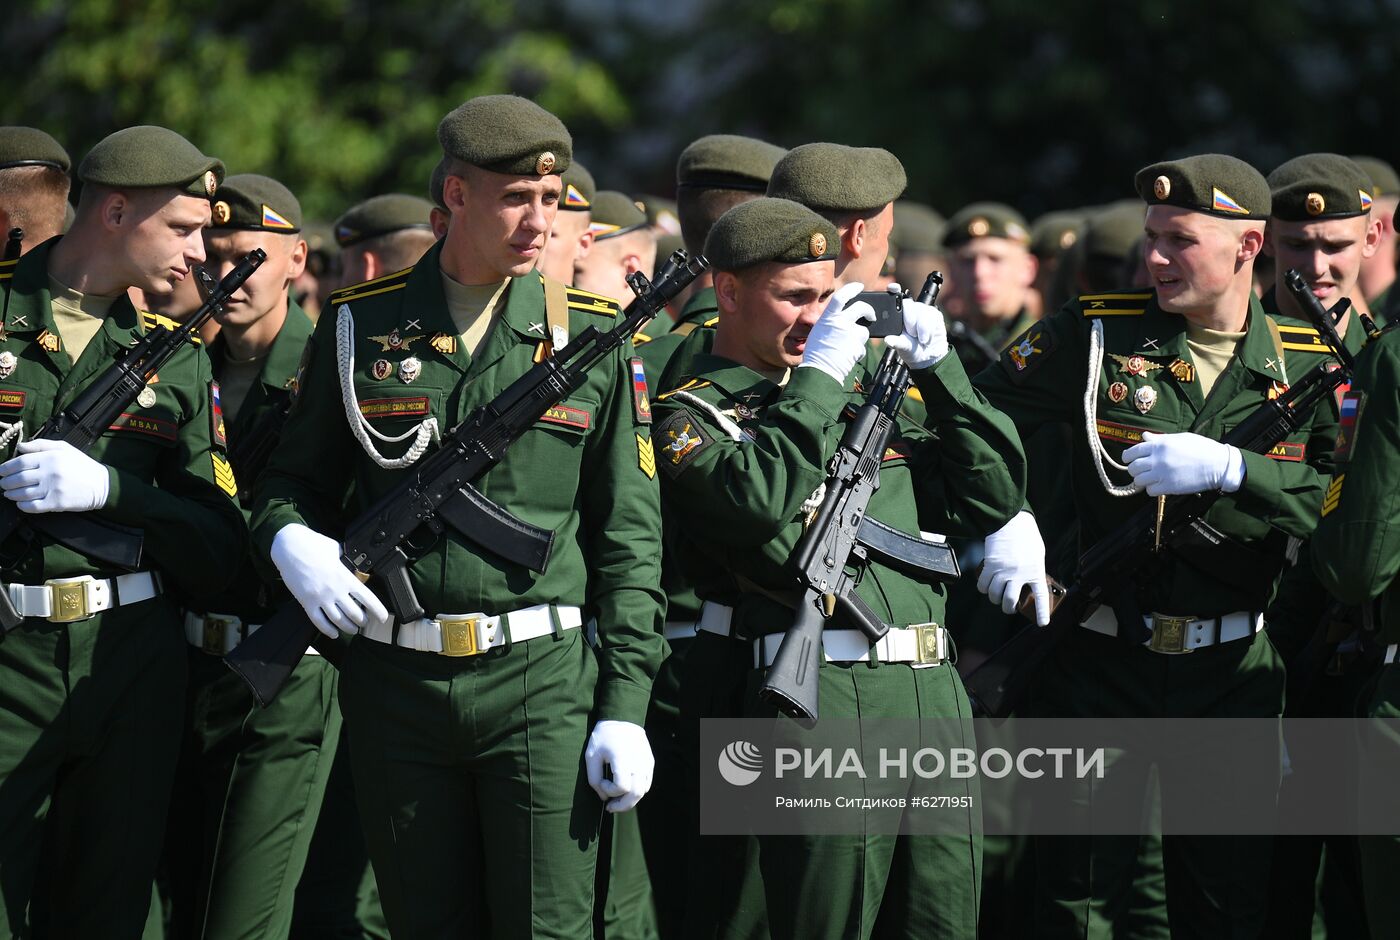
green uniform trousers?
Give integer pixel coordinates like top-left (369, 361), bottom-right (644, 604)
top-left (1029, 628), bottom-right (1285, 939)
top-left (743, 659), bottom-right (982, 940)
top-left (0, 604), bottom-right (186, 939)
top-left (172, 649), bottom-right (341, 940)
top-left (597, 810), bottom-right (658, 939)
top-left (338, 628), bottom-right (603, 940)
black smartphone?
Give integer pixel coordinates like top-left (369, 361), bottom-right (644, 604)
top-left (845, 290), bottom-right (905, 337)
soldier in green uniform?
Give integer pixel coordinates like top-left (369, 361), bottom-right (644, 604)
top-left (333, 193), bottom-right (436, 291)
top-left (891, 200), bottom-right (947, 306)
top-left (634, 134), bottom-right (785, 383)
top-left (1028, 209), bottom-right (1084, 318)
top-left (941, 202), bottom-right (1038, 365)
top-left (0, 127), bottom-right (71, 257)
top-left (1310, 316), bottom-right (1400, 938)
top-left (575, 191), bottom-right (657, 306)
top-left (251, 94), bottom-right (664, 939)
top-left (536, 160), bottom-right (596, 286)
top-left (654, 196), bottom-right (1026, 938)
top-left (0, 125), bottom-right (246, 937)
top-left (972, 153), bottom-right (1339, 936)
top-left (1350, 155), bottom-right (1398, 322)
top-left (1256, 153), bottom-right (1380, 937)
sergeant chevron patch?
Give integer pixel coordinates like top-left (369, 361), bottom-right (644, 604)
top-left (212, 453), bottom-right (238, 498)
top-left (1321, 474), bottom-right (1344, 517)
top-left (637, 434), bottom-right (656, 479)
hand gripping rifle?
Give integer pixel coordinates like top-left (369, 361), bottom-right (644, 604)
top-left (0, 250), bottom-right (266, 630)
top-left (757, 274), bottom-right (961, 729)
top-left (226, 251), bottom-right (709, 705)
top-left (963, 269), bottom-right (1356, 719)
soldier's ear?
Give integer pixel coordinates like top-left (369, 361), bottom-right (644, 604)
top-left (842, 216), bottom-right (866, 261)
top-left (1238, 225), bottom-right (1265, 263)
top-left (714, 270), bottom-right (740, 314)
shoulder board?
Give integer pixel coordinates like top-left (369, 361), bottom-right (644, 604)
top-left (1274, 322), bottom-right (1328, 353)
top-left (327, 266), bottom-right (414, 306)
top-left (656, 378), bottom-right (712, 401)
top-left (1079, 291), bottom-right (1152, 316)
top-left (0, 257), bottom-right (16, 282)
top-left (141, 310), bottom-right (201, 344)
top-left (565, 286), bottom-right (619, 317)
top-left (703, 315), bottom-right (720, 327)
top-left (632, 331), bottom-right (653, 346)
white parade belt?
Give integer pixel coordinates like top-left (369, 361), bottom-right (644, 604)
top-left (7, 571), bottom-right (160, 623)
top-left (362, 603), bottom-right (583, 657)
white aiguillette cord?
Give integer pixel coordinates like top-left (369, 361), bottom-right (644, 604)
top-left (1085, 319), bottom-right (1143, 498)
top-left (335, 303), bottom-right (438, 470)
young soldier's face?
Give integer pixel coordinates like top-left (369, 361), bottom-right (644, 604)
top-left (1267, 215), bottom-right (1379, 304)
top-left (718, 260), bottom-right (836, 373)
top-left (1143, 206), bottom-right (1256, 315)
top-left (123, 191), bottom-right (210, 296)
top-left (447, 168), bottom-right (561, 281)
top-left (948, 237), bottom-right (1035, 319)
top-left (204, 228), bottom-right (307, 326)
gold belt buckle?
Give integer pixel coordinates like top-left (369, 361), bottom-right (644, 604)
top-left (439, 616), bottom-right (483, 657)
top-left (48, 577), bottom-right (92, 623)
top-left (912, 623), bottom-right (944, 664)
top-left (202, 614), bottom-right (241, 655)
top-left (1148, 613), bottom-right (1194, 654)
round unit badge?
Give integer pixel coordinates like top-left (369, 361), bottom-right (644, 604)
top-left (398, 356), bottom-right (422, 384)
top-left (1134, 385), bottom-right (1158, 414)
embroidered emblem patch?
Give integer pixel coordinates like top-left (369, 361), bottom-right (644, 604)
top-left (630, 357), bottom-right (652, 424)
top-left (1003, 325), bottom-right (1056, 382)
top-left (210, 381), bottom-right (227, 449)
top-left (358, 396), bottom-right (431, 419)
top-left (1333, 390), bottom-right (1366, 464)
top-left (656, 410), bottom-right (709, 478)
top-left (637, 434), bottom-right (656, 479)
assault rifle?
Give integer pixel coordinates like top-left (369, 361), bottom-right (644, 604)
top-left (758, 274), bottom-right (961, 729)
top-left (0, 250), bottom-right (266, 630)
top-left (226, 251), bottom-right (709, 705)
top-left (963, 269), bottom-right (1355, 719)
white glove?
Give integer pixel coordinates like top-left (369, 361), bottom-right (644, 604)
top-left (798, 281), bottom-right (871, 383)
top-left (884, 298), bottom-right (949, 369)
top-left (0, 439), bottom-right (110, 513)
top-left (270, 523), bottom-right (389, 639)
top-left (1122, 431), bottom-right (1245, 496)
top-left (585, 719), bottom-right (655, 813)
top-left (977, 510), bottom-right (1051, 626)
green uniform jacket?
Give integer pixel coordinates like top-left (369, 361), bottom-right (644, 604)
top-left (0, 239), bottom-right (245, 597)
top-left (1311, 327), bottom-right (1400, 641)
top-left (653, 351), bottom-right (1026, 629)
top-left (973, 288), bottom-right (1338, 617)
top-left (251, 242), bottom-right (665, 724)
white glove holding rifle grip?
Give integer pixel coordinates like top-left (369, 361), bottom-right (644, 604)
top-left (883, 297), bottom-right (950, 369)
top-left (799, 282), bottom-right (873, 383)
top-left (977, 510), bottom-right (1052, 626)
top-left (270, 523), bottom-right (389, 639)
top-left (586, 719), bottom-right (655, 812)
top-left (0, 439), bottom-right (110, 513)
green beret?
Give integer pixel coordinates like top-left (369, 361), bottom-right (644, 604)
top-left (636, 195), bottom-right (679, 234)
top-left (1268, 154), bottom-right (1375, 221)
top-left (437, 95), bottom-right (571, 176)
top-left (77, 126), bottom-right (223, 198)
top-left (588, 191), bottom-right (649, 241)
top-left (209, 174), bottom-right (302, 233)
top-left (428, 157), bottom-right (449, 210)
top-left (1082, 200), bottom-right (1145, 259)
top-left (1029, 210), bottom-right (1085, 258)
top-left (1351, 155), bottom-right (1400, 198)
top-left (334, 194), bottom-right (432, 247)
top-left (766, 143), bottom-right (907, 213)
top-left (676, 134), bottom-right (786, 192)
top-left (0, 127), bottom-right (70, 173)
top-left (559, 161), bottom-right (595, 212)
top-left (1135, 153), bottom-right (1269, 220)
top-left (943, 202), bottom-right (1031, 249)
top-left (891, 201), bottom-right (946, 254)
top-left (704, 197), bottom-right (840, 271)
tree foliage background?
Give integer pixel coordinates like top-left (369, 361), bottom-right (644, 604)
top-left (6, 0), bottom-right (1399, 221)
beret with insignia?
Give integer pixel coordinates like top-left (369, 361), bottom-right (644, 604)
top-left (767, 142), bottom-right (907, 213)
top-left (1134, 153), bottom-right (1270, 220)
top-left (559, 161), bottom-right (596, 212)
top-left (1269, 153), bottom-right (1376, 221)
top-left (677, 134), bottom-right (786, 192)
top-left (438, 95), bottom-right (571, 177)
top-left (588, 191), bottom-right (650, 241)
top-left (209, 173), bottom-right (302, 233)
top-left (1083, 200), bottom-right (1145, 260)
top-left (1351, 155), bottom-right (1400, 199)
top-left (0, 127), bottom-right (70, 173)
top-left (892, 201), bottom-right (946, 255)
top-left (1029, 209), bottom-right (1085, 258)
top-left (335, 194), bottom-right (433, 247)
top-left (943, 202), bottom-right (1031, 249)
top-left (78, 125), bottom-right (224, 198)
top-left (704, 196), bottom-right (840, 271)
top-left (636, 195), bottom-right (680, 234)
